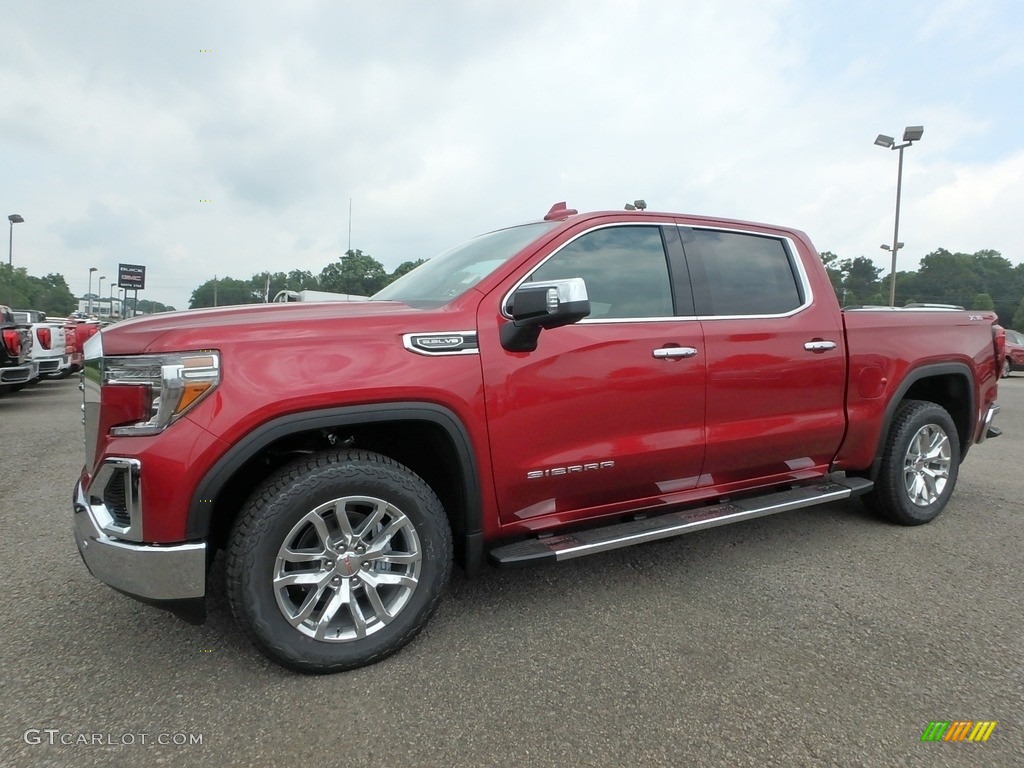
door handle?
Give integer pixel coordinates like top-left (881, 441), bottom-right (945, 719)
top-left (804, 340), bottom-right (837, 352)
top-left (653, 346), bottom-right (698, 360)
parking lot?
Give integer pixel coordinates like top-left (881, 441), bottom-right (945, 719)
top-left (1, 377), bottom-right (1021, 767)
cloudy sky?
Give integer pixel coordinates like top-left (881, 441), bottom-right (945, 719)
top-left (2, 0), bottom-right (1023, 310)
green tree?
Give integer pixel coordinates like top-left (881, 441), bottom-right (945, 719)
top-left (389, 259), bottom-right (426, 282)
top-left (247, 271), bottom-right (325, 302)
top-left (818, 251), bottom-right (843, 298)
top-left (0, 265), bottom-right (34, 309)
top-left (33, 274), bottom-right (78, 315)
top-left (911, 249), bottom-right (982, 308)
top-left (135, 299), bottom-right (176, 314)
top-left (841, 256), bottom-right (882, 300)
top-left (970, 250), bottom-right (1019, 325)
top-left (285, 269), bottom-right (320, 290)
top-left (971, 293), bottom-right (994, 311)
top-left (0, 266), bottom-right (77, 315)
top-left (319, 250), bottom-right (387, 295)
top-left (888, 269), bottom-right (920, 306)
top-left (868, 293), bottom-right (885, 306)
top-left (820, 253), bottom-right (881, 304)
top-left (189, 277), bottom-right (262, 308)
top-left (1011, 298), bottom-right (1024, 331)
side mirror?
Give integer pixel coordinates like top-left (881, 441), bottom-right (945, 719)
top-left (500, 278), bottom-right (590, 352)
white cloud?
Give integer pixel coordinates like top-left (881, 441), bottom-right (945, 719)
top-left (1, 0), bottom-right (1022, 309)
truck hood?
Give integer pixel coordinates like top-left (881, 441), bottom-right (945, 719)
top-left (100, 300), bottom-right (432, 355)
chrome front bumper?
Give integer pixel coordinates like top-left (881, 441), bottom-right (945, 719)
top-left (73, 479), bottom-right (206, 601)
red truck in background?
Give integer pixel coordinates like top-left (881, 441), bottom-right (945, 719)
top-left (74, 203), bottom-right (1003, 673)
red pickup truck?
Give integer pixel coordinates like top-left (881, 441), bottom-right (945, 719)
top-left (74, 204), bottom-right (1003, 673)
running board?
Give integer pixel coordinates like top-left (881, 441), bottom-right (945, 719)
top-left (489, 477), bottom-right (873, 567)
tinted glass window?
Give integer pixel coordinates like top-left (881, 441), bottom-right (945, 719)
top-left (528, 226), bottom-right (673, 319)
top-left (688, 230), bottom-right (802, 316)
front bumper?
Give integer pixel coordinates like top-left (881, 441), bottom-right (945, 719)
top-left (73, 479), bottom-right (207, 601)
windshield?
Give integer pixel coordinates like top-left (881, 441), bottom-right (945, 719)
top-left (371, 222), bottom-right (557, 306)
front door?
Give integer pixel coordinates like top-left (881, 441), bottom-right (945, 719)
top-left (479, 223), bottom-right (708, 529)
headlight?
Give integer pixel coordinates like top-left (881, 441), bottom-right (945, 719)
top-left (104, 352), bottom-right (220, 436)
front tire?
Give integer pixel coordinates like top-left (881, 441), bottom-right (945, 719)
top-left (1002, 358), bottom-right (1012, 378)
top-left (227, 450), bottom-right (452, 673)
top-left (862, 399), bottom-right (960, 525)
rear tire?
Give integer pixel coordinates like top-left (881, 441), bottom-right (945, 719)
top-left (862, 399), bottom-right (960, 525)
top-left (226, 450), bottom-right (452, 673)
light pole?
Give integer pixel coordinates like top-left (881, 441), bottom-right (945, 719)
top-left (87, 267), bottom-right (97, 315)
top-left (7, 214), bottom-right (24, 267)
top-left (97, 276), bottom-right (106, 316)
top-left (880, 242), bottom-right (904, 302)
top-left (109, 283), bottom-right (117, 317)
top-left (875, 126), bottom-right (924, 306)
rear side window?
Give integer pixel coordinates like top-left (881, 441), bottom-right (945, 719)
top-left (528, 225), bottom-right (673, 319)
top-left (686, 230), bottom-right (803, 316)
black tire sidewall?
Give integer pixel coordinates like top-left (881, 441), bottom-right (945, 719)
top-left (228, 451), bottom-right (452, 673)
top-left (877, 401), bottom-right (960, 525)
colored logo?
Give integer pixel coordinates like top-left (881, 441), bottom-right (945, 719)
top-left (920, 721), bottom-right (997, 742)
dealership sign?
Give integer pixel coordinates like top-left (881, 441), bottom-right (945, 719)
top-left (118, 263), bottom-right (146, 290)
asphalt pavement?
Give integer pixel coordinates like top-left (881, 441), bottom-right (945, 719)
top-left (1, 376), bottom-right (1021, 767)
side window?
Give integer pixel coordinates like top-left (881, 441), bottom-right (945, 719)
top-left (528, 226), bottom-right (673, 319)
top-left (687, 230), bottom-right (803, 316)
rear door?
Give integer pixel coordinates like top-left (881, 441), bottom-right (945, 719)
top-left (479, 222), bottom-right (708, 528)
top-left (680, 225), bottom-right (847, 487)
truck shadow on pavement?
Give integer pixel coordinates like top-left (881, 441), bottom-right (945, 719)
top-left (66, 497), bottom-right (891, 677)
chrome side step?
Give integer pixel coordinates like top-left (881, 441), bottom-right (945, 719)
top-left (489, 476), bottom-right (873, 567)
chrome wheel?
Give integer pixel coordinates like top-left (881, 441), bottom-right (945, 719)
top-left (902, 423), bottom-right (951, 507)
top-left (273, 495), bottom-right (422, 642)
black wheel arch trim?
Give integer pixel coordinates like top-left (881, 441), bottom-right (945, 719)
top-left (186, 402), bottom-right (484, 569)
top-left (868, 362), bottom-right (975, 479)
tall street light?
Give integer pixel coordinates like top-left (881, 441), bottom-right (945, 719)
top-left (7, 214), bottom-right (24, 267)
top-left (109, 282), bottom-right (117, 317)
top-left (97, 275), bottom-right (106, 315)
top-left (87, 267), bottom-right (97, 315)
top-left (875, 125), bottom-right (924, 306)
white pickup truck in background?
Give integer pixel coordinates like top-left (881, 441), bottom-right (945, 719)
top-left (13, 310), bottom-right (72, 379)
top-left (271, 289), bottom-right (368, 303)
